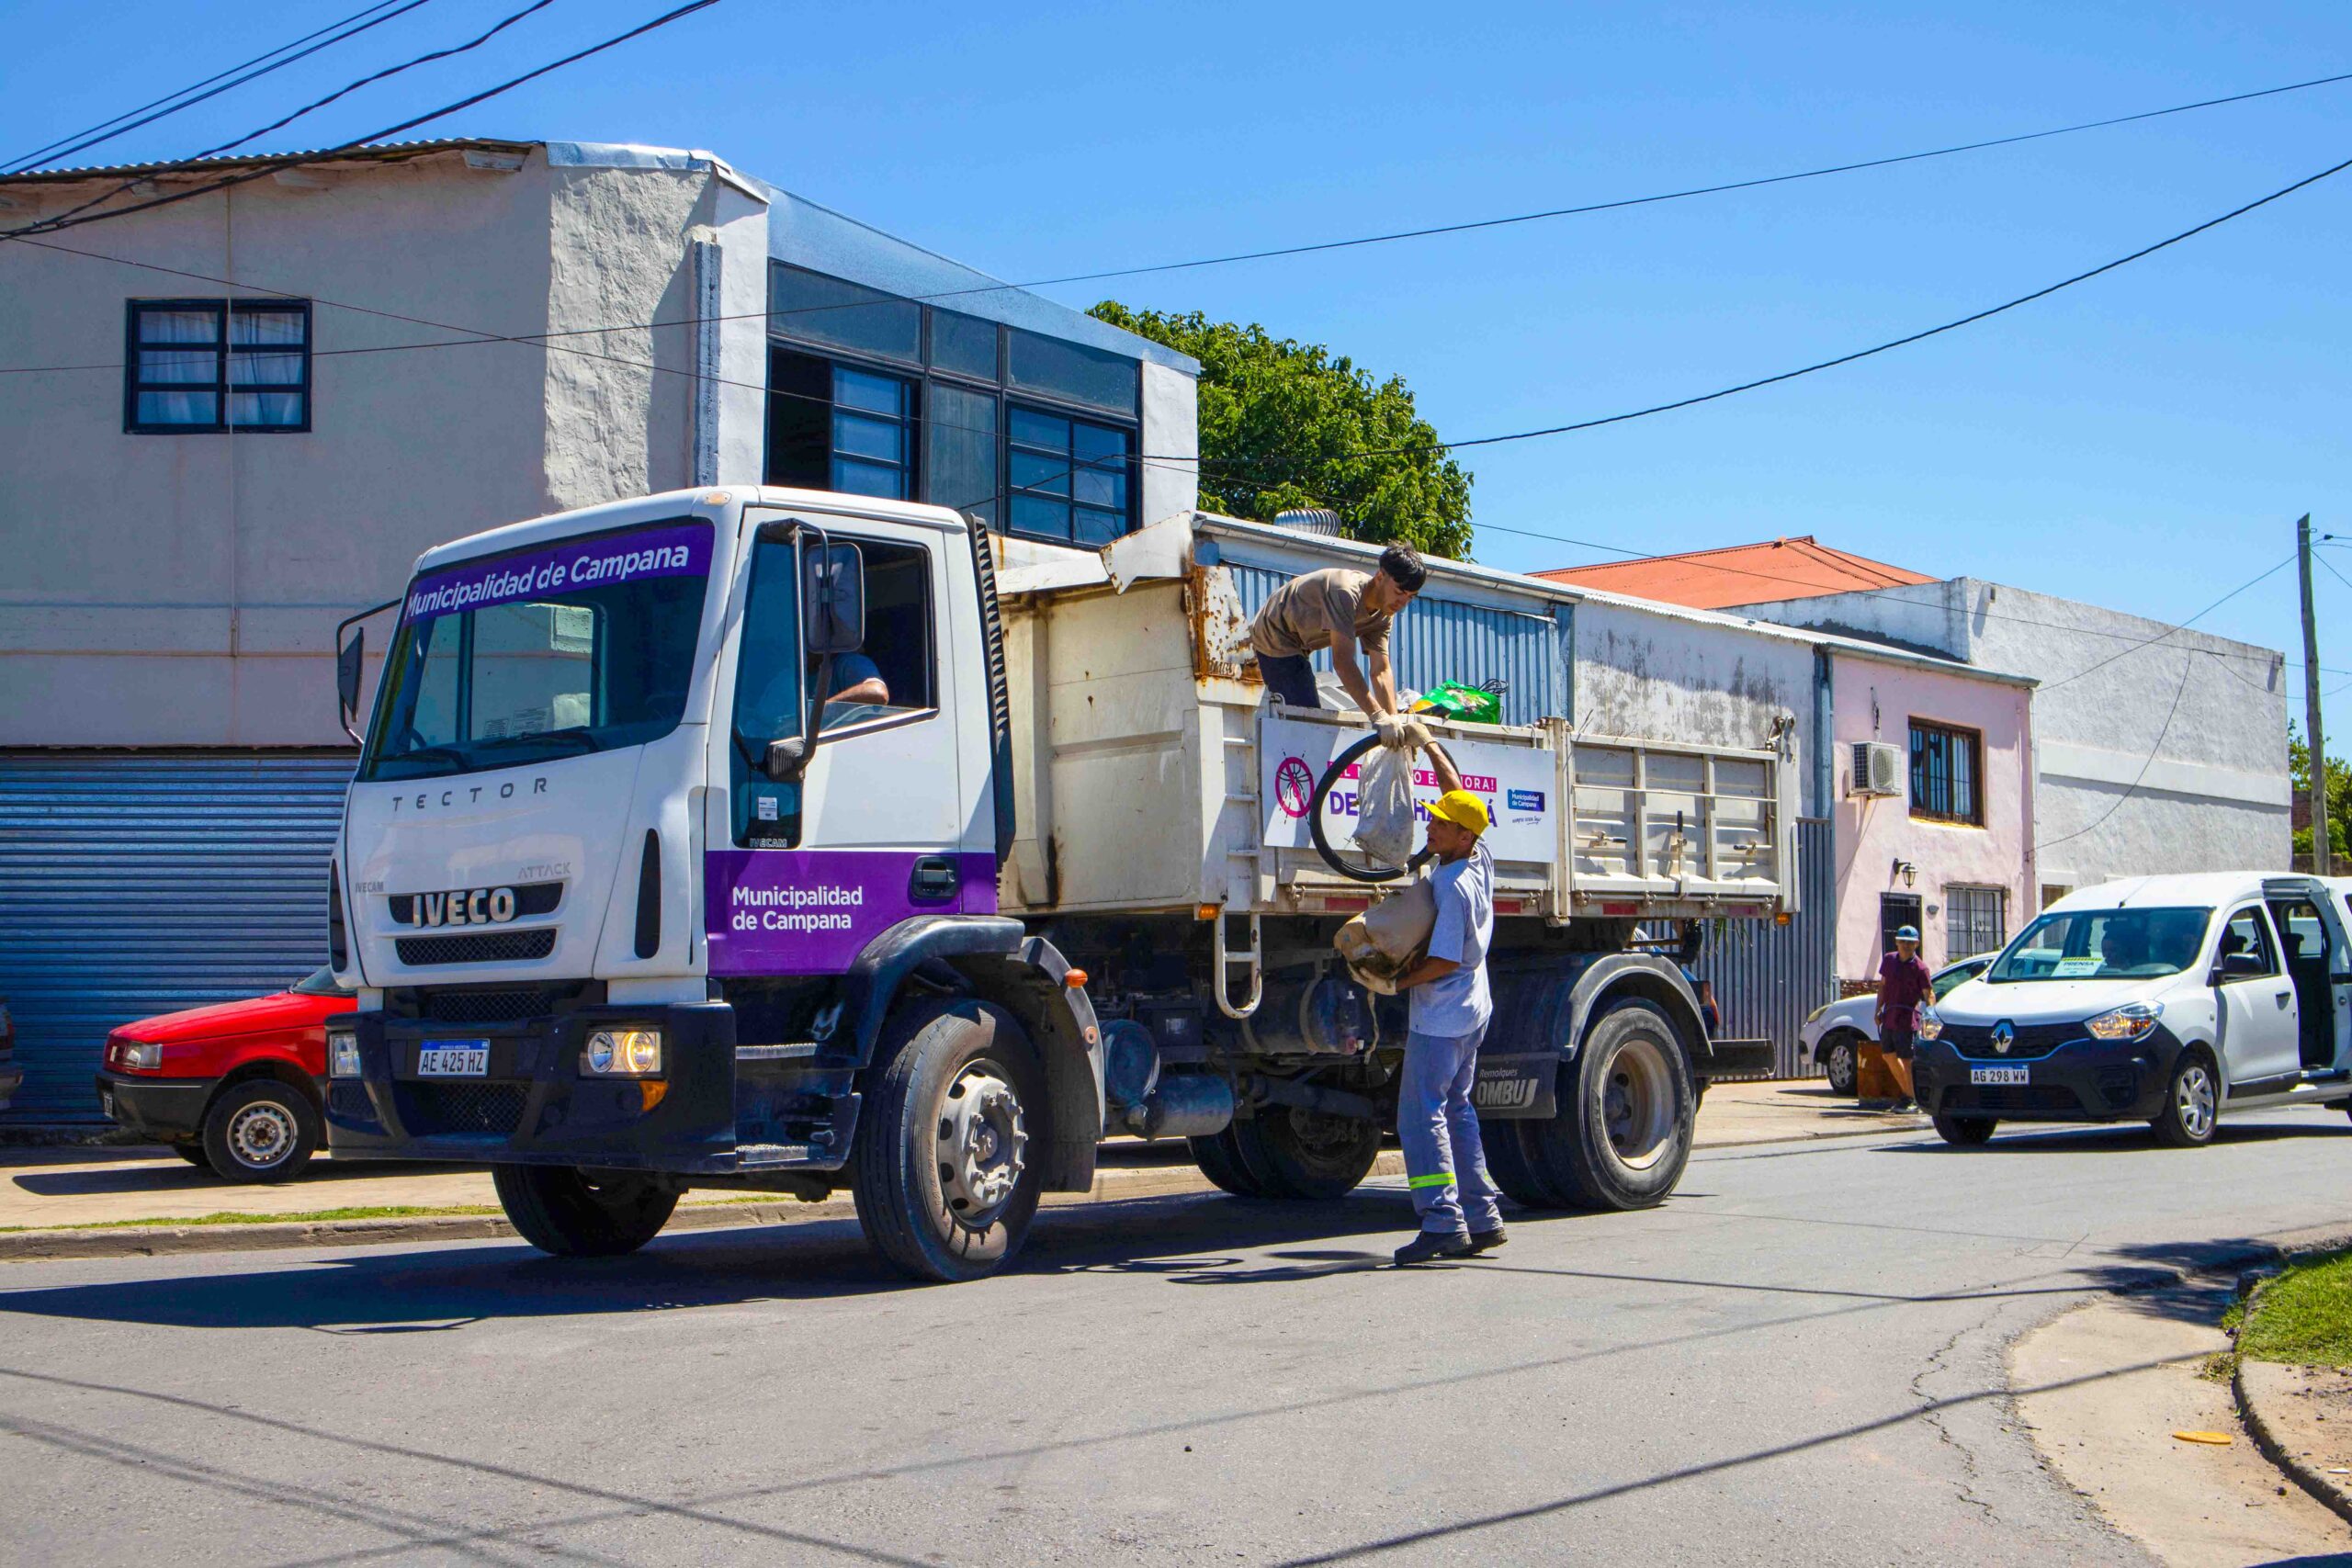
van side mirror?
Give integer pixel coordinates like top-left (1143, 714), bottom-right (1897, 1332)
top-left (2212, 952), bottom-right (2266, 982)
top-left (804, 542), bottom-right (865, 656)
top-left (336, 627), bottom-right (365, 724)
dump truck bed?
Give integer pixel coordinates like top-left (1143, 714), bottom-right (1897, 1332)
top-left (992, 517), bottom-right (1799, 923)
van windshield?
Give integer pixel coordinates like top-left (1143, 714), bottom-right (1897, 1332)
top-left (360, 519), bottom-right (712, 783)
top-left (1985, 905), bottom-right (2212, 983)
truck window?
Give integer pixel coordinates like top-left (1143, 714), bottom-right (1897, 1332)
top-left (729, 534), bottom-right (804, 849)
top-left (814, 538), bottom-right (935, 734)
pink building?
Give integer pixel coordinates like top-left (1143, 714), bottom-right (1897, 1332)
top-left (1829, 647), bottom-right (2036, 986)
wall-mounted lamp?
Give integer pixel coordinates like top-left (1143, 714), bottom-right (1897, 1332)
top-left (1892, 858), bottom-right (1917, 888)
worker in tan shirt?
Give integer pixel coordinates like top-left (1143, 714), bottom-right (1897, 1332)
top-left (1249, 544), bottom-right (1426, 731)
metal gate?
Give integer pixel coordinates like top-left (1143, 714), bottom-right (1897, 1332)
top-left (1702, 817), bottom-right (1834, 1077)
top-left (0, 751), bottom-right (351, 1121)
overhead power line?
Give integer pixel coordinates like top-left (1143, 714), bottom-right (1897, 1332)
top-left (29, 0), bottom-right (560, 235)
top-left (2, 1), bottom-right (435, 176)
top-left (1, 0), bottom-right (721, 241)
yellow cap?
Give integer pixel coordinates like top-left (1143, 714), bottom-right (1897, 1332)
top-left (1428, 789), bottom-right (1488, 835)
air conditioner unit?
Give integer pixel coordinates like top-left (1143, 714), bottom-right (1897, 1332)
top-left (1850, 741), bottom-right (1905, 797)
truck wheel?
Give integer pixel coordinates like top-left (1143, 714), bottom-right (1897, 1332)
top-left (1932, 1112), bottom-right (1996, 1146)
top-left (2151, 1049), bottom-right (2220, 1148)
top-left (200, 1079), bottom-right (320, 1183)
top-left (1476, 1115), bottom-right (1563, 1208)
top-left (854, 999), bottom-right (1044, 1283)
top-left (1239, 1108), bottom-right (1381, 1200)
top-left (1188, 1127), bottom-right (1270, 1197)
top-left (1822, 1033), bottom-right (1860, 1095)
top-left (1530, 999), bottom-right (1694, 1211)
top-left (492, 1165), bottom-right (678, 1257)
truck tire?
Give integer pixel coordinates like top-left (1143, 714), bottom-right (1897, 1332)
top-left (1237, 1107), bottom-right (1382, 1200)
top-left (200, 1079), bottom-right (320, 1183)
top-left (1189, 1127), bottom-right (1270, 1197)
top-left (854, 998), bottom-right (1044, 1283)
top-left (492, 1164), bottom-right (678, 1257)
top-left (1821, 1032), bottom-right (1860, 1096)
top-left (1528, 998), bottom-right (1695, 1211)
top-left (2150, 1048), bottom-right (2220, 1148)
top-left (1476, 1115), bottom-right (1564, 1208)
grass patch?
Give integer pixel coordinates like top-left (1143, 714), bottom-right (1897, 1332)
top-left (2230, 1247), bottom-right (2352, 1370)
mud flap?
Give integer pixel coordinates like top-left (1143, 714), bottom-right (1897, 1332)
top-left (1471, 1052), bottom-right (1558, 1119)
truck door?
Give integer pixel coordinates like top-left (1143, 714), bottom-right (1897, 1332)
top-left (2212, 903), bottom-right (2301, 1089)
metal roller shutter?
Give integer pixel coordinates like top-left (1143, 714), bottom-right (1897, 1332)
top-left (0, 751), bottom-right (352, 1122)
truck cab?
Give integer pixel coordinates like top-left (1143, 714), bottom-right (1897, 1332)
top-left (328, 487), bottom-right (1794, 1280)
top-left (1914, 872), bottom-right (2352, 1146)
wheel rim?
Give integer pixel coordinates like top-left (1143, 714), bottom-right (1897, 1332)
top-left (1827, 1043), bottom-right (1853, 1086)
top-left (1598, 1032), bottom-right (1677, 1172)
top-left (937, 1058), bottom-right (1027, 1228)
top-left (1279, 1108), bottom-right (1373, 1174)
top-left (2176, 1062), bottom-right (2216, 1139)
top-left (227, 1100), bottom-right (297, 1168)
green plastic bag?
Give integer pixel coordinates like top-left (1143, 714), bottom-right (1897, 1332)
top-left (1413, 680), bottom-right (1502, 726)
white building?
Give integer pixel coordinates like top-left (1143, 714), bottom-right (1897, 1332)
top-left (0, 138), bottom-right (1198, 1118)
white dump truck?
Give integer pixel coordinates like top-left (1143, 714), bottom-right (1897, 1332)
top-left (324, 487), bottom-right (1797, 1280)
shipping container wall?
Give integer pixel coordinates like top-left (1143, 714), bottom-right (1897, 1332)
top-left (1701, 817), bottom-right (1835, 1077)
top-left (1222, 561), bottom-right (1566, 727)
top-left (0, 752), bottom-right (350, 1121)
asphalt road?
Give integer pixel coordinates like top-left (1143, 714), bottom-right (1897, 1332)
top-left (4, 1110), bottom-right (2350, 1567)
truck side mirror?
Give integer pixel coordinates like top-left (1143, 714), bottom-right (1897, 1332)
top-left (337, 627), bottom-right (365, 723)
top-left (804, 542), bottom-right (865, 655)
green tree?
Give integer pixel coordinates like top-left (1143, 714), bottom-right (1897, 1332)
top-left (2290, 720), bottom-right (2352, 865)
top-left (1089, 303), bottom-right (1473, 559)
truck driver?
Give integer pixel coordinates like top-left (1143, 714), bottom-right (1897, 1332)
top-left (1247, 544), bottom-right (1425, 739)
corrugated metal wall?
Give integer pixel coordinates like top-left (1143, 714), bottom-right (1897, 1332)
top-left (1223, 561), bottom-right (1565, 727)
top-left (0, 752), bottom-right (350, 1121)
top-left (1702, 817), bottom-right (1835, 1077)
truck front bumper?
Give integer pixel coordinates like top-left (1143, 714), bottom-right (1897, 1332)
top-left (322, 1000), bottom-right (854, 1176)
top-left (1912, 1027), bottom-right (2181, 1123)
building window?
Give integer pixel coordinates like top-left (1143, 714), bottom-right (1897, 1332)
top-left (1908, 718), bottom-right (1983, 825)
top-left (768, 265), bottom-right (920, 365)
top-left (766, 350), bottom-right (915, 500)
top-left (1007, 405), bottom-right (1133, 545)
top-left (925, 381), bottom-right (999, 527)
top-left (124, 299), bottom-right (310, 433)
top-left (1946, 886), bottom-right (2007, 963)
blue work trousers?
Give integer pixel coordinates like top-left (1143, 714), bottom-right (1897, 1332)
top-left (1399, 1023), bottom-right (1504, 1239)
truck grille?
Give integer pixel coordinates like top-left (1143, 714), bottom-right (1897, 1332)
top-left (327, 1083), bottom-right (376, 1122)
top-left (395, 928), bottom-right (557, 966)
top-left (420, 987), bottom-right (565, 1024)
top-left (1939, 1022), bottom-right (2084, 1060)
top-left (403, 1082), bottom-right (528, 1136)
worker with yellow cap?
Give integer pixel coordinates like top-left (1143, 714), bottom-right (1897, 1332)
top-left (1388, 739), bottom-right (1505, 1265)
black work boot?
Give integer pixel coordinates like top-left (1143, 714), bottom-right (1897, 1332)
top-left (1394, 1231), bottom-right (1474, 1267)
top-left (1463, 1225), bottom-right (1508, 1255)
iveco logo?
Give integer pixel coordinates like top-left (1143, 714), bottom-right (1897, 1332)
top-left (1992, 1021), bottom-right (2016, 1055)
top-left (416, 887), bottom-right (517, 927)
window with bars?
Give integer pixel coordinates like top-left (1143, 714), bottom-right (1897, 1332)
top-left (766, 350), bottom-right (916, 501)
top-left (1007, 405), bottom-right (1133, 545)
top-left (1946, 885), bottom-right (2007, 963)
top-left (1908, 718), bottom-right (1983, 825)
top-left (124, 299), bottom-right (310, 433)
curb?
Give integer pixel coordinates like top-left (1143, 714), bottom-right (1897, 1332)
top-left (0, 1117), bottom-right (1933, 1264)
top-left (2234, 1357), bottom-right (2352, 1529)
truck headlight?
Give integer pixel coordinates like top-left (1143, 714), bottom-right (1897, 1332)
top-left (328, 1030), bottom-right (362, 1078)
top-left (2084, 1001), bottom-right (2162, 1042)
top-left (1913, 1007), bottom-right (1944, 1043)
top-left (582, 1029), bottom-right (662, 1077)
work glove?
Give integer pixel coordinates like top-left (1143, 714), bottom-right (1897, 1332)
top-left (1374, 713), bottom-right (1428, 750)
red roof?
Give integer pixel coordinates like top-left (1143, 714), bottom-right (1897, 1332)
top-left (1532, 536), bottom-right (1937, 611)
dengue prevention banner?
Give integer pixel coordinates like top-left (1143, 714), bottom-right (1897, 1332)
top-left (1259, 714), bottom-right (1556, 864)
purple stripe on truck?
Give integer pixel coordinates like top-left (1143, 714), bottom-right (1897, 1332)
top-left (704, 850), bottom-right (1000, 976)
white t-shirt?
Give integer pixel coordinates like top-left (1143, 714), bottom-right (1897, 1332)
top-left (1409, 838), bottom-right (1494, 1037)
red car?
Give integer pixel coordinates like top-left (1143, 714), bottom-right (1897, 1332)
top-left (96, 967), bottom-right (354, 1181)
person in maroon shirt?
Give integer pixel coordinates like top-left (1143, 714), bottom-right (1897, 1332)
top-left (1876, 925), bottom-right (1933, 1109)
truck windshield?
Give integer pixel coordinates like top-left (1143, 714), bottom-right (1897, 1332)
top-left (1985, 905), bottom-right (2212, 983)
top-left (360, 519), bottom-right (713, 783)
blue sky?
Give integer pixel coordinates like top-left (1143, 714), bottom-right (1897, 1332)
top-left (6, 0), bottom-right (2348, 718)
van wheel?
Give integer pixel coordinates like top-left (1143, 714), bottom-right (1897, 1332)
top-left (200, 1080), bottom-right (320, 1183)
top-left (1237, 1108), bottom-right (1381, 1200)
top-left (854, 999), bottom-right (1043, 1283)
top-left (1932, 1112), bottom-right (1996, 1146)
top-left (492, 1165), bottom-right (678, 1257)
top-left (1530, 998), bottom-right (1695, 1211)
top-left (2151, 1050), bottom-right (2220, 1148)
top-left (1822, 1033), bottom-right (1860, 1095)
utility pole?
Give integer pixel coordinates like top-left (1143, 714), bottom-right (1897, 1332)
top-left (2298, 514), bottom-right (2333, 875)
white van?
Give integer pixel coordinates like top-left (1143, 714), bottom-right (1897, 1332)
top-left (1913, 873), bottom-right (2352, 1147)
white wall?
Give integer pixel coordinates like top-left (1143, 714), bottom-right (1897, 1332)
top-left (1139, 360), bottom-right (1199, 527)
top-left (1735, 577), bottom-right (2290, 886)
